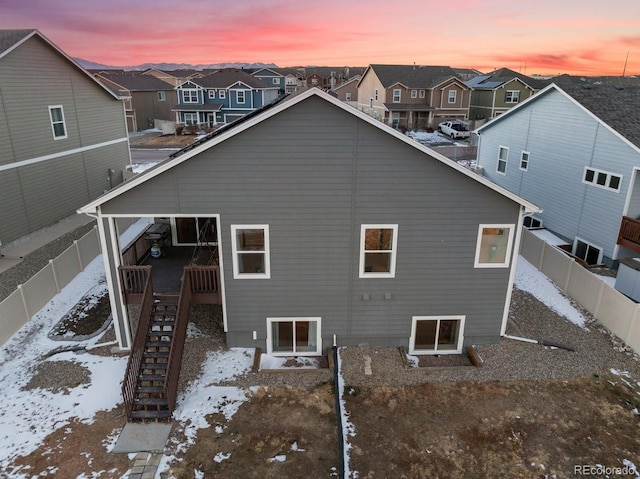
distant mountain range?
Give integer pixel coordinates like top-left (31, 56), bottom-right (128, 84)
top-left (74, 58), bottom-right (278, 71)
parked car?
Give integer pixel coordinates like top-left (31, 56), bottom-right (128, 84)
top-left (438, 121), bottom-right (471, 139)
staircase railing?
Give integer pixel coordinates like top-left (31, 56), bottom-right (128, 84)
top-left (119, 265), bottom-right (151, 304)
top-left (121, 266), bottom-right (153, 418)
top-left (165, 269), bottom-right (193, 412)
top-left (618, 216), bottom-right (640, 254)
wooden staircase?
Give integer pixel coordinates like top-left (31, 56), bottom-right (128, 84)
top-left (119, 263), bottom-right (222, 423)
top-left (129, 295), bottom-right (178, 420)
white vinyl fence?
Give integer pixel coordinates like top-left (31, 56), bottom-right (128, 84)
top-left (520, 228), bottom-right (640, 353)
top-left (0, 218), bottom-right (144, 346)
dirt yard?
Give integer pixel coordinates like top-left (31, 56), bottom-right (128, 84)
top-left (9, 366), bottom-right (639, 478)
top-left (129, 132), bottom-right (201, 149)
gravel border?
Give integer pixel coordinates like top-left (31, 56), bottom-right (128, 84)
top-left (9, 222), bottom-right (639, 394)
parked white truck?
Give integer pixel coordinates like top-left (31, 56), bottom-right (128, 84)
top-left (438, 120), bottom-right (471, 139)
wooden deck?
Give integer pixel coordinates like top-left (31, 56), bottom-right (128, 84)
top-left (140, 246), bottom-right (195, 293)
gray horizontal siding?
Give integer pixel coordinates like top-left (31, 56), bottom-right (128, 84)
top-left (478, 88), bottom-right (639, 261)
top-left (0, 35), bottom-right (129, 244)
top-left (103, 95), bottom-right (520, 348)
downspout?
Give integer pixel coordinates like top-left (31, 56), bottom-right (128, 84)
top-left (499, 205), bottom-right (526, 336)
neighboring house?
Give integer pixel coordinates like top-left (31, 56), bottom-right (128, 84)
top-left (174, 69), bottom-right (280, 127)
top-left (475, 77), bottom-right (640, 267)
top-left (333, 75), bottom-right (361, 105)
top-left (302, 66), bottom-right (365, 90)
top-left (357, 64), bottom-right (472, 129)
top-left (454, 67), bottom-right (483, 82)
top-left (93, 70), bottom-right (177, 131)
top-left (466, 68), bottom-right (548, 121)
top-left (143, 68), bottom-right (204, 88)
top-left (251, 68), bottom-right (287, 94)
top-left (79, 88), bottom-right (537, 355)
top-left (0, 29), bottom-right (130, 246)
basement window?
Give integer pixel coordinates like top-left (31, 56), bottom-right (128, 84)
top-left (266, 317), bottom-right (322, 355)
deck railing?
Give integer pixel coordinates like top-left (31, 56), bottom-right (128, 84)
top-left (119, 265), bottom-right (151, 304)
top-left (617, 216), bottom-right (640, 254)
top-left (121, 267), bottom-right (153, 418)
top-left (185, 265), bottom-right (221, 304)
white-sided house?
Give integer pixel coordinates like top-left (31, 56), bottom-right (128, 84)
top-left (79, 88), bottom-right (538, 358)
top-left (475, 78), bottom-right (640, 267)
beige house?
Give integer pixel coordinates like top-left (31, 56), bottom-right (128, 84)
top-left (357, 64), bottom-right (471, 129)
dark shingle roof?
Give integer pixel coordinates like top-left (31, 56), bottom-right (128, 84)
top-left (0, 29), bottom-right (35, 56)
top-left (95, 70), bottom-right (174, 91)
top-left (553, 75), bottom-right (640, 147)
top-left (466, 67), bottom-right (549, 90)
top-left (192, 69), bottom-right (275, 89)
top-left (369, 64), bottom-right (461, 89)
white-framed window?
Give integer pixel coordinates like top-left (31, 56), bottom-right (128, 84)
top-left (208, 90), bottom-right (216, 99)
top-left (359, 224), bottom-right (398, 278)
top-left (311, 78), bottom-right (319, 86)
top-left (419, 90), bottom-right (425, 98)
top-left (474, 224), bottom-right (515, 268)
top-left (410, 316), bottom-right (465, 355)
top-left (181, 89), bottom-right (198, 103)
top-left (573, 237), bottom-right (603, 265)
top-left (497, 146), bottom-right (509, 174)
top-left (237, 90), bottom-right (245, 104)
top-left (392, 89), bottom-right (401, 103)
top-left (272, 77), bottom-right (279, 84)
top-left (231, 225), bottom-right (270, 279)
top-left (48, 105), bottom-right (67, 140)
top-left (267, 317), bottom-right (321, 355)
top-left (520, 151), bottom-right (530, 171)
top-left (374, 89), bottom-right (378, 101)
top-left (583, 167), bottom-right (622, 192)
top-left (345, 92), bottom-right (352, 101)
top-left (219, 90), bottom-right (226, 99)
top-left (183, 112), bottom-right (198, 125)
top-left (505, 90), bottom-right (520, 103)
top-left (448, 90), bottom-right (457, 103)
top-left (411, 90), bottom-right (417, 98)
top-left (157, 91), bottom-right (166, 101)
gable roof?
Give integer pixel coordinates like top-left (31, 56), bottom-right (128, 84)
top-left (189, 69), bottom-right (276, 89)
top-left (476, 81), bottom-right (640, 150)
top-left (364, 64), bottom-right (462, 89)
top-left (0, 29), bottom-right (123, 101)
top-left (94, 70), bottom-right (174, 92)
top-left (466, 67), bottom-right (549, 90)
top-left (78, 88), bottom-right (539, 215)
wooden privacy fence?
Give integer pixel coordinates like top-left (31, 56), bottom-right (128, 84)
top-left (520, 227), bottom-right (640, 353)
top-left (0, 217), bottom-right (144, 347)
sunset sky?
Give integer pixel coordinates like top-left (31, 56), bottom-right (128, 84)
top-left (2, 0), bottom-right (639, 76)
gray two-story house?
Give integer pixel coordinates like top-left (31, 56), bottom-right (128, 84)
top-left (79, 88), bottom-right (537, 356)
top-left (0, 29), bottom-right (130, 246)
top-left (475, 77), bottom-right (640, 267)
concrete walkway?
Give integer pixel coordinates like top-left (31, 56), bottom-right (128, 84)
top-left (0, 214), bottom-right (94, 274)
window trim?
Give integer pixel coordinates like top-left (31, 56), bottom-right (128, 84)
top-left (392, 89), bottom-right (401, 103)
top-left (181, 89), bottom-right (199, 103)
top-left (573, 237), bottom-right (603, 265)
top-left (582, 167), bottom-right (622, 192)
top-left (236, 90), bottom-right (246, 104)
top-left (157, 91), bottom-right (166, 101)
top-left (359, 224), bottom-right (399, 278)
top-left (183, 112), bottom-right (198, 125)
top-left (345, 92), bottom-right (352, 101)
top-left (505, 90), bottom-right (520, 103)
top-left (208, 90), bottom-right (216, 99)
top-left (409, 315), bottom-right (465, 355)
top-left (411, 89), bottom-right (417, 98)
top-left (374, 89), bottom-right (379, 101)
top-left (272, 77), bottom-right (280, 84)
top-left (497, 145), bottom-right (509, 175)
top-left (219, 90), bottom-right (226, 99)
top-left (474, 224), bottom-right (515, 268)
top-left (448, 89), bottom-right (457, 103)
top-left (419, 90), bottom-right (425, 98)
top-left (519, 150), bottom-right (530, 171)
top-left (48, 105), bottom-right (67, 140)
top-left (231, 224), bottom-right (270, 279)
top-left (266, 317), bottom-right (322, 356)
